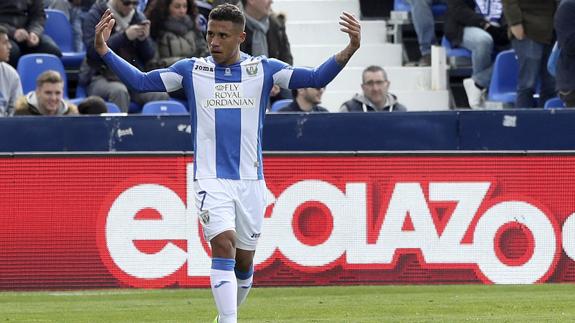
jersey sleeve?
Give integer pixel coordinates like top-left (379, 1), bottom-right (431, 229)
top-left (101, 50), bottom-right (184, 92)
top-left (268, 56), bottom-right (343, 89)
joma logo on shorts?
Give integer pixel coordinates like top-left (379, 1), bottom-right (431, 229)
top-left (251, 233), bottom-right (261, 238)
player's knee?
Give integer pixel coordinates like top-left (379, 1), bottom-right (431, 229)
top-left (210, 232), bottom-right (236, 257)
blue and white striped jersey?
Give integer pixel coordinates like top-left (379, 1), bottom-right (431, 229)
top-left (102, 51), bottom-right (342, 180)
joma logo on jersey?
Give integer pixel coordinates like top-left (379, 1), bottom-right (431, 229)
top-left (194, 65), bottom-right (214, 72)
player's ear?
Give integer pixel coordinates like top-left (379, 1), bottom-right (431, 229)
top-left (238, 31), bottom-right (246, 44)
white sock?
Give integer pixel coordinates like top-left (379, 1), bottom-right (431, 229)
top-left (235, 266), bottom-right (254, 307)
top-left (211, 258), bottom-right (237, 323)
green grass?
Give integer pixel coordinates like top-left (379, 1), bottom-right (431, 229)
top-left (1, 285), bottom-right (575, 322)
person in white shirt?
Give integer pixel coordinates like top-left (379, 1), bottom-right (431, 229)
top-left (0, 26), bottom-right (23, 116)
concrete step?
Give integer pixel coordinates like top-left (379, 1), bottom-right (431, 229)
top-left (285, 20), bottom-right (388, 45)
top-left (291, 44), bottom-right (402, 67)
top-left (273, 0), bottom-right (360, 21)
top-left (320, 90), bottom-right (451, 112)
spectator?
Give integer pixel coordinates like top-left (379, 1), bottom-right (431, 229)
top-left (340, 65), bottom-right (407, 112)
top-left (80, 0), bottom-right (169, 112)
top-left (405, 0), bottom-right (446, 66)
top-left (44, 0), bottom-right (96, 51)
top-left (0, 25), bottom-right (23, 116)
top-left (502, 0), bottom-right (557, 108)
top-left (77, 95), bottom-right (108, 114)
top-left (13, 70), bottom-right (79, 115)
top-left (241, 0), bottom-right (293, 102)
top-left (555, 0), bottom-right (575, 108)
top-left (278, 87), bottom-right (329, 113)
top-left (145, 0), bottom-right (209, 69)
top-left (445, 0), bottom-right (509, 109)
top-left (0, 0), bottom-right (62, 67)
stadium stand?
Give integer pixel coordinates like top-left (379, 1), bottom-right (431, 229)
top-left (106, 102), bottom-right (122, 113)
top-left (273, 0), bottom-right (450, 111)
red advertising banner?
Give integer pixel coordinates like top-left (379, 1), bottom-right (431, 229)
top-left (2, 154), bottom-right (575, 290)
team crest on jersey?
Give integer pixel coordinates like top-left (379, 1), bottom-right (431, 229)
top-left (245, 64), bottom-right (258, 76)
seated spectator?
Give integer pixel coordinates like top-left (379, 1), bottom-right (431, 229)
top-left (44, 0), bottom-right (96, 51)
top-left (555, 0), bottom-right (575, 108)
top-left (80, 0), bottom-right (169, 112)
top-left (405, 0), bottom-right (446, 66)
top-left (0, 25), bottom-right (23, 116)
top-left (77, 95), bottom-right (108, 114)
top-left (340, 65), bottom-right (407, 112)
top-left (14, 70), bottom-right (79, 115)
top-left (502, 0), bottom-right (556, 108)
top-left (445, 0), bottom-right (508, 108)
top-left (0, 0), bottom-right (62, 67)
top-left (278, 87), bottom-right (329, 113)
top-left (145, 0), bottom-right (209, 69)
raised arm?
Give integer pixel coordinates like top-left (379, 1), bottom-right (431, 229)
top-left (334, 11), bottom-right (361, 67)
top-left (94, 9), bottom-right (176, 93)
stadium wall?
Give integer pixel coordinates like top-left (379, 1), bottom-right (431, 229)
top-left (2, 110), bottom-right (575, 289)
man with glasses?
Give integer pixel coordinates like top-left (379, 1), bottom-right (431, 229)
top-left (80, 0), bottom-right (169, 112)
top-left (340, 65), bottom-right (407, 112)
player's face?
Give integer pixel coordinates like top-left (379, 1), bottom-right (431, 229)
top-left (0, 34), bottom-right (11, 62)
top-left (207, 20), bottom-right (245, 65)
top-left (36, 82), bottom-right (64, 115)
top-left (169, 0), bottom-right (188, 19)
top-left (361, 71), bottom-right (389, 106)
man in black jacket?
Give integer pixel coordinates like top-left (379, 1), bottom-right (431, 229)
top-left (278, 87), bottom-right (329, 113)
top-left (0, 0), bottom-right (62, 67)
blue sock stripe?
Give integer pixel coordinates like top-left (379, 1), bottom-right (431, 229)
top-left (211, 258), bottom-right (235, 271)
top-left (234, 266), bottom-right (254, 280)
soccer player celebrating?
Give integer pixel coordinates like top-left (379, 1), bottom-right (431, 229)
top-left (94, 4), bottom-right (360, 322)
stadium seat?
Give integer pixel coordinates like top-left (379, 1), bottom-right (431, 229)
top-left (106, 102), bottom-right (122, 113)
top-left (544, 97), bottom-right (565, 109)
top-left (393, 0), bottom-right (447, 16)
top-left (141, 100), bottom-right (188, 115)
top-left (487, 50), bottom-right (518, 104)
top-left (441, 36), bottom-right (472, 69)
top-left (17, 53), bottom-right (69, 98)
top-left (270, 99), bottom-right (293, 112)
top-left (44, 9), bottom-right (85, 69)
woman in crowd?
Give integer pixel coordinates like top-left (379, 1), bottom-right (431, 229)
top-left (145, 0), bottom-right (209, 68)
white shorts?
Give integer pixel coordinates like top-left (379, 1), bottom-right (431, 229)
top-left (193, 178), bottom-right (267, 251)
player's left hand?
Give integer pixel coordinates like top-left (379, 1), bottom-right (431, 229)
top-left (339, 12), bottom-right (361, 51)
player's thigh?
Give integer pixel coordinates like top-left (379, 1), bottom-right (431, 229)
top-left (194, 179), bottom-right (236, 241)
top-left (234, 180), bottom-right (268, 251)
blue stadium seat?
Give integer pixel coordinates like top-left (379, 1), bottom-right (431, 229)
top-left (393, 0), bottom-right (447, 16)
top-left (487, 50), bottom-right (518, 104)
top-left (544, 97), bottom-right (565, 109)
top-left (441, 36), bottom-right (471, 58)
top-left (106, 102), bottom-right (122, 113)
top-left (270, 99), bottom-right (292, 112)
top-left (17, 53), bottom-right (69, 98)
top-left (141, 100), bottom-right (188, 115)
top-left (44, 9), bottom-right (85, 69)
